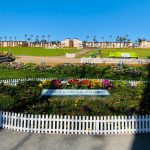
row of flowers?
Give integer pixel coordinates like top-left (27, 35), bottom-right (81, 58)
top-left (38, 79), bottom-right (144, 90)
top-left (39, 79), bottom-right (113, 90)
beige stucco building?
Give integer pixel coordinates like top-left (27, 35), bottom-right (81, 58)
top-left (61, 38), bottom-right (73, 47)
top-left (139, 40), bottom-right (150, 48)
top-left (0, 41), bottom-right (27, 47)
top-left (86, 42), bottom-right (133, 48)
top-left (0, 41), bottom-right (59, 48)
top-left (61, 38), bottom-right (83, 48)
top-left (61, 38), bottom-right (133, 48)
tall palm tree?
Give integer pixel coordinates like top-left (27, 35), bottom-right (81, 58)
top-left (125, 34), bottom-right (129, 39)
top-left (9, 37), bottom-right (12, 41)
top-left (30, 35), bottom-right (33, 42)
top-left (48, 35), bottom-right (51, 42)
top-left (109, 35), bottom-right (112, 42)
top-left (93, 36), bottom-right (97, 43)
top-left (116, 36), bottom-right (120, 42)
top-left (36, 35), bottom-right (39, 40)
top-left (27, 38), bottom-right (31, 43)
top-left (86, 36), bottom-right (89, 42)
top-left (101, 36), bottom-right (104, 42)
top-left (14, 37), bottom-right (17, 41)
top-left (25, 34), bottom-right (28, 41)
top-left (4, 36), bottom-right (7, 41)
top-left (42, 35), bottom-right (45, 43)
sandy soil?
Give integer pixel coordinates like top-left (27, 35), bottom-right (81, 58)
top-left (14, 49), bottom-right (93, 65)
top-left (15, 56), bottom-right (81, 65)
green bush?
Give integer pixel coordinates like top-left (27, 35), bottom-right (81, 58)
top-left (0, 63), bottom-right (148, 80)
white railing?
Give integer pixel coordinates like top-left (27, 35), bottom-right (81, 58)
top-left (0, 78), bottom-right (147, 86)
top-left (81, 58), bottom-right (150, 64)
top-left (0, 111), bottom-right (150, 135)
top-left (66, 53), bottom-right (76, 58)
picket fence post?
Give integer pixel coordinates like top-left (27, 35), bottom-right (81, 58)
top-left (0, 111), bottom-right (2, 128)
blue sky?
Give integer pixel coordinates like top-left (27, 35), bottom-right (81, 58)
top-left (0, 0), bottom-right (150, 41)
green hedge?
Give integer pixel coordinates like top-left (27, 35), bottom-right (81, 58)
top-left (0, 63), bottom-right (149, 80)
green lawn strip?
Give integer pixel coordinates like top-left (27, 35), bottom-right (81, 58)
top-left (0, 47), bottom-right (80, 56)
top-left (0, 69), bottom-right (80, 79)
top-left (81, 48), bottom-right (150, 58)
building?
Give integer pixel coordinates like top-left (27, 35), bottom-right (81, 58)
top-left (0, 41), bottom-right (27, 47)
top-left (61, 38), bottom-right (73, 47)
top-left (0, 41), bottom-right (59, 48)
top-left (85, 41), bottom-right (133, 48)
top-left (61, 38), bottom-right (83, 48)
top-left (61, 38), bottom-right (133, 48)
top-left (73, 38), bottom-right (83, 48)
top-left (139, 40), bottom-right (150, 48)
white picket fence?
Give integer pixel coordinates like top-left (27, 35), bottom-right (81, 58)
top-left (0, 112), bottom-right (150, 135)
top-left (81, 58), bottom-right (150, 64)
top-left (66, 53), bottom-right (76, 58)
top-left (0, 78), bottom-right (147, 86)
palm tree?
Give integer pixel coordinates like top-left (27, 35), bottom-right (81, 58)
top-left (25, 34), bottom-right (28, 41)
top-left (109, 35), bottom-right (112, 42)
top-left (48, 35), bottom-right (51, 42)
top-left (101, 36), bottom-right (104, 42)
top-left (36, 35), bottom-right (39, 39)
top-left (86, 36), bottom-right (89, 42)
top-left (125, 34), bottom-right (129, 39)
top-left (30, 35), bottom-right (33, 42)
top-left (14, 37), bottom-right (17, 41)
top-left (9, 37), bottom-right (12, 41)
top-left (93, 36), bottom-right (97, 43)
top-left (4, 36), bottom-right (7, 41)
top-left (137, 38), bottom-right (144, 44)
top-left (27, 38), bottom-right (31, 43)
top-left (116, 36), bottom-right (120, 42)
top-left (42, 35), bottom-right (46, 43)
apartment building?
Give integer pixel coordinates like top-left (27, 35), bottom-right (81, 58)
top-left (0, 41), bottom-right (27, 47)
top-left (139, 40), bottom-right (150, 48)
top-left (86, 42), bottom-right (133, 48)
top-left (61, 38), bottom-right (83, 48)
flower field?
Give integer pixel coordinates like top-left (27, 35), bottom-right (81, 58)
top-left (39, 79), bottom-right (113, 90)
top-left (0, 78), bottom-right (149, 116)
top-left (0, 61), bottom-right (149, 116)
top-left (0, 62), bottom-right (149, 80)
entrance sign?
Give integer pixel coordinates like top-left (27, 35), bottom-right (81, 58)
top-left (41, 89), bottom-right (110, 96)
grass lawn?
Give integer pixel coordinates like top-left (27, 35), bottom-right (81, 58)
top-left (0, 69), bottom-right (80, 79)
top-left (82, 48), bottom-right (150, 58)
top-left (0, 47), bottom-right (80, 56)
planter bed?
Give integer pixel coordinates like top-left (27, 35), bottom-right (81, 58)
top-left (0, 79), bottom-right (149, 116)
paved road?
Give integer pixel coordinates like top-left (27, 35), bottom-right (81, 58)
top-left (0, 129), bottom-right (150, 150)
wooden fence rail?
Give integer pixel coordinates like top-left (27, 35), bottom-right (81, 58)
top-left (0, 112), bottom-right (150, 135)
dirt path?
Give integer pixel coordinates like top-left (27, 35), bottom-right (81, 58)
top-left (14, 49), bottom-right (93, 65)
top-left (75, 49), bottom-right (93, 57)
top-left (15, 56), bottom-right (81, 65)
